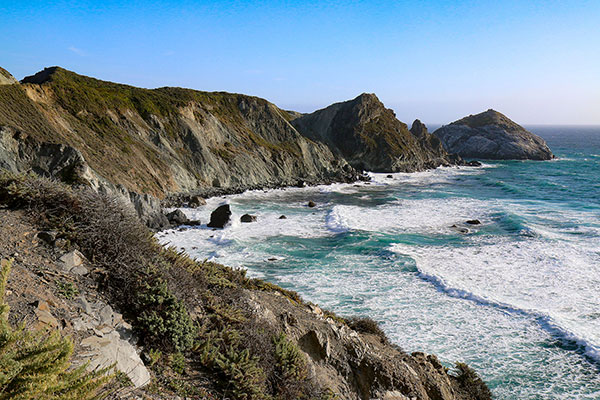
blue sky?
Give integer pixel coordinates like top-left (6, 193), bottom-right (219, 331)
top-left (1, 0), bottom-right (599, 124)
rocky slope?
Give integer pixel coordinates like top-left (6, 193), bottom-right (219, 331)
top-left (291, 94), bottom-right (460, 172)
top-left (0, 174), bottom-right (491, 400)
top-left (433, 109), bottom-right (553, 160)
top-left (0, 67), bottom-right (358, 220)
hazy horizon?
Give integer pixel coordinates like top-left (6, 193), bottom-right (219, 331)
top-left (2, 0), bottom-right (599, 125)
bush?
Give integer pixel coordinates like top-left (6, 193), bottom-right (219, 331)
top-left (454, 362), bottom-right (493, 400)
top-left (135, 278), bottom-right (196, 352)
top-left (346, 316), bottom-right (389, 344)
top-left (0, 259), bottom-right (112, 399)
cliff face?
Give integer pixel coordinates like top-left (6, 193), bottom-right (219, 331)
top-left (433, 109), bottom-right (553, 160)
top-left (0, 67), bottom-right (356, 200)
top-left (292, 94), bottom-right (460, 172)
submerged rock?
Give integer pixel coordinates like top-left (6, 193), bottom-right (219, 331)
top-left (466, 219), bottom-right (481, 225)
top-left (433, 109), bottom-right (553, 160)
top-left (307, 201), bottom-right (316, 208)
top-left (207, 204), bottom-right (232, 228)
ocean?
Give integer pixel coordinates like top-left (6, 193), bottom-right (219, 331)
top-left (158, 126), bottom-right (600, 399)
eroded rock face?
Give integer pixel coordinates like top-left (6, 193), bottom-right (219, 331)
top-left (248, 291), bottom-right (487, 400)
top-left (292, 94), bottom-right (460, 172)
top-left (433, 109), bottom-right (553, 160)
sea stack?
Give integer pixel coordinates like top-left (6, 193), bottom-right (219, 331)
top-left (433, 109), bottom-right (553, 160)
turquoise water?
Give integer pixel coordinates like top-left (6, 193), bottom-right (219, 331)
top-left (159, 126), bottom-right (600, 399)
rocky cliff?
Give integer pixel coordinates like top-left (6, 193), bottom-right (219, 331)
top-left (291, 94), bottom-right (460, 172)
top-left (433, 109), bottom-right (553, 160)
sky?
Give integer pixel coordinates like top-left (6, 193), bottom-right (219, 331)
top-left (1, 0), bottom-right (599, 125)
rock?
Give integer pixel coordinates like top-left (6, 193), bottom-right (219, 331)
top-left (34, 300), bottom-right (59, 329)
top-left (59, 250), bottom-right (88, 275)
top-left (433, 109), bottom-right (553, 160)
top-left (278, 215), bottom-right (287, 219)
top-left (187, 220), bottom-right (201, 226)
top-left (292, 94), bottom-right (460, 172)
top-left (466, 160), bottom-right (482, 167)
top-left (466, 219), bottom-right (481, 225)
top-left (386, 174), bottom-right (393, 178)
top-left (451, 225), bottom-right (470, 234)
top-left (98, 304), bottom-right (114, 326)
top-left (76, 296), bottom-right (93, 314)
top-left (166, 209), bottom-right (189, 226)
top-left (240, 214), bottom-right (257, 223)
top-left (37, 231), bottom-right (57, 245)
top-left (307, 201), bottom-right (316, 208)
top-left (0, 67), bottom-right (18, 85)
top-left (189, 195), bottom-right (206, 207)
top-left (146, 211), bottom-right (170, 231)
top-left (296, 180), bottom-right (307, 188)
top-left (207, 204), bottom-right (232, 228)
top-left (80, 330), bottom-right (150, 388)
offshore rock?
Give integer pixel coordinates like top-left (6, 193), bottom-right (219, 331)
top-left (207, 204), bottom-right (232, 228)
top-left (433, 109), bottom-right (553, 160)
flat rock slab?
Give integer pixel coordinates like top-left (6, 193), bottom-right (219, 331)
top-left (81, 331), bottom-right (150, 388)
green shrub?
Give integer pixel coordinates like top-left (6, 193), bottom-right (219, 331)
top-left (0, 259), bottom-right (112, 399)
top-left (136, 279), bottom-right (196, 352)
top-left (273, 333), bottom-right (307, 380)
top-left (346, 316), bottom-right (389, 344)
top-left (454, 362), bottom-right (492, 400)
top-left (168, 352), bottom-right (186, 375)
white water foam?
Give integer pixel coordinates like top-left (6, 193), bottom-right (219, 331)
top-left (390, 235), bottom-right (600, 362)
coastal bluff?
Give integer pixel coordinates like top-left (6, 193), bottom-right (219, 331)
top-left (433, 109), bottom-right (554, 160)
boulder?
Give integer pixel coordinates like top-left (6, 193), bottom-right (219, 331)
top-left (59, 250), bottom-right (88, 275)
top-left (207, 204), bottom-right (232, 228)
top-left (189, 195), bottom-right (206, 208)
top-left (166, 209), bottom-right (189, 226)
top-left (433, 109), bottom-right (553, 160)
top-left (307, 201), bottom-right (316, 208)
top-left (278, 215), bottom-right (287, 219)
top-left (466, 219), bottom-right (481, 225)
top-left (466, 160), bottom-right (482, 167)
top-left (146, 212), bottom-right (170, 231)
top-left (240, 214), bottom-right (257, 223)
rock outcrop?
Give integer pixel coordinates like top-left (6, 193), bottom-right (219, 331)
top-left (292, 94), bottom-right (460, 172)
top-left (0, 67), bottom-right (17, 85)
top-left (433, 109), bottom-right (553, 160)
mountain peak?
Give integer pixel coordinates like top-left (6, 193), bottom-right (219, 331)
top-left (452, 109), bottom-right (518, 129)
top-left (21, 66), bottom-right (65, 84)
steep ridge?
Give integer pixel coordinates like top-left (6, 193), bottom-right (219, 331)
top-left (1, 66), bottom-right (355, 199)
top-left (291, 93), bottom-right (460, 172)
top-left (433, 109), bottom-right (554, 160)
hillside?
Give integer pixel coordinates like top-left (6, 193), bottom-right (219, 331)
top-left (1, 67), bottom-right (356, 200)
top-left (0, 173), bottom-right (491, 399)
top-left (291, 94), bottom-right (460, 172)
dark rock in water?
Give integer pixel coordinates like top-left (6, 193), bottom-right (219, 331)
top-left (466, 219), bottom-right (481, 225)
top-left (189, 195), bottom-right (206, 207)
top-left (296, 180), bottom-right (307, 188)
top-left (279, 215), bottom-right (287, 219)
top-left (433, 109), bottom-right (553, 160)
top-left (240, 214), bottom-right (257, 223)
top-left (358, 174), bottom-right (371, 182)
top-left (307, 201), bottom-right (316, 208)
top-left (166, 209), bottom-right (189, 226)
top-left (386, 174), bottom-right (393, 178)
top-left (187, 220), bottom-right (201, 226)
top-left (207, 204), bottom-right (232, 228)
top-left (466, 160), bottom-right (482, 167)
top-left (37, 231), bottom-right (57, 245)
